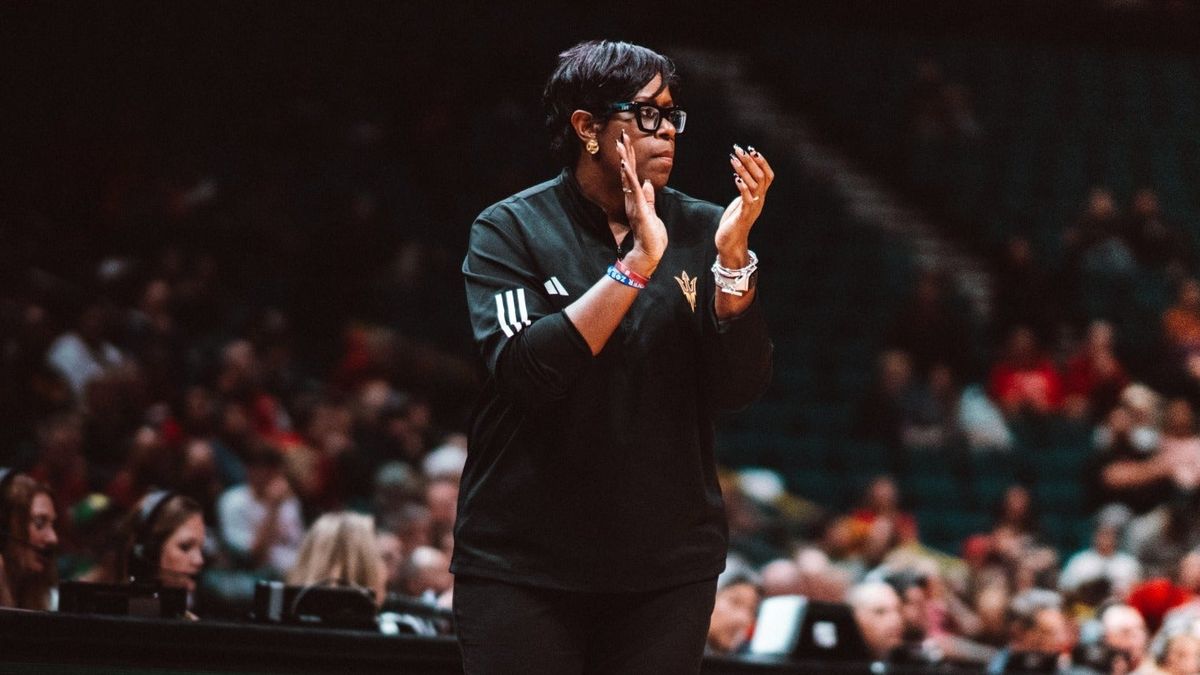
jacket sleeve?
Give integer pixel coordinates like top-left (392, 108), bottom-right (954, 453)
top-left (463, 210), bottom-right (593, 409)
top-left (702, 292), bottom-right (773, 412)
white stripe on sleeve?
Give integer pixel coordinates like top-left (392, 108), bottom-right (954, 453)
top-left (495, 293), bottom-right (514, 338)
top-left (516, 288), bottom-right (531, 326)
top-left (505, 290), bottom-right (523, 334)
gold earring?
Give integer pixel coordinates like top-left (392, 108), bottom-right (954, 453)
top-left (585, 138), bottom-right (599, 155)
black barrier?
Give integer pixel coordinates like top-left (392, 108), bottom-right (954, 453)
top-left (0, 609), bottom-right (1006, 674)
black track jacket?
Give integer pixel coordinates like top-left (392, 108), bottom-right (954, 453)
top-left (453, 169), bottom-right (773, 592)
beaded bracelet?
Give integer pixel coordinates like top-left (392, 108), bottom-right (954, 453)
top-left (606, 264), bottom-right (646, 290)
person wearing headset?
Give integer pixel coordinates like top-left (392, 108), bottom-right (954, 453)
top-left (120, 491), bottom-right (206, 599)
top-left (0, 470), bottom-right (59, 610)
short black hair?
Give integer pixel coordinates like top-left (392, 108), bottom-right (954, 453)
top-left (543, 40), bottom-right (678, 167)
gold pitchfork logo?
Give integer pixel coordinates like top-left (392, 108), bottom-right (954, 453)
top-left (675, 271), bottom-right (697, 312)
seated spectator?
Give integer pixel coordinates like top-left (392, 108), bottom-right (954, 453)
top-left (901, 363), bottom-right (963, 450)
top-left (759, 558), bottom-right (802, 597)
top-left (885, 269), bottom-right (970, 378)
top-left (28, 410), bottom-right (90, 520)
top-left (794, 545), bottom-right (852, 603)
top-left (1124, 551), bottom-right (1200, 637)
top-left (993, 236), bottom-right (1060, 341)
top-left (1060, 505), bottom-right (1142, 602)
top-left (994, 484), bottom-right (1042, 541)
top-left (402, 545), bottom-right (452, 599)
top-left (287, 511), bottom-right (386, 608)
top-left (1125, 188), bottom-right (1193, 277)
top-left (986, 588), bottom-right (1071, 674)
top-left (216, 444), bottom-right (304, 576)
top-left (988, 326), bottom-right (1064, 417)
top-left (1163, 278), bottom-right (1200, 362)
top-left (104, 426), bottom-right (178, 512)
top-left (856, 350), bottom-right (917, 447)
top-left (1156, 631), bottom-right (1200, 675)
top-left (45, 302), bottom-right (126, 401)
top-left (1087, 405), bottom-right (1174, 517)
top-left (851, 476), bottom-right (918, 566)
top-left (847, 580), bottom-right (905, 661)
top-left (706, 568), bottom-right (762, 657)
top-left (1099, 603), bottom-right (1151, 674)
top-left (0, 472), bottom-right (59, 610)
top-left (1063, 320), bottom-right (1129, 420)
top-left (1158, 399), bottom-right (1200, 491)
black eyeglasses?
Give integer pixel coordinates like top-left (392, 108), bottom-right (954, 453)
top-left (608, 101), bottom-right (687, 135)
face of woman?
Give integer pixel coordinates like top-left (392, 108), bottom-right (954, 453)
top-left (159, 514), bottom-right (205, 591)
top-left (21, 493), bottom-right (57, 574)
top-left (593, 74), bottom-right (678, 192)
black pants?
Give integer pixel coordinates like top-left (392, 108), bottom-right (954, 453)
top-left (453, 574), bottom-right (717, 675)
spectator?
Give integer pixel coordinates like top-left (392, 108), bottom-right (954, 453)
top-left (45, 302), bottom-right (126, 401)
top-left (1124, 551), bottom-right (1200, 636)
top-left (993, 484), bottom-right (1042, 541)
top-left (706, 569), bottom-right (762, 657)
top-left (1099, 604), bottom-right (1151, 674)
top-left (287, 511), bottom-right (386, 607)
top-left (856, 350), bottom-right (917, 447)
top-left (886, 269), bottom-right (971, 378)
top-left (1059, 505), bottom-right (1142, 601)
top-left (1087, 405), bottom-right (1174, 517)
top-left (0, 472), bottom-right (59, 611)
top-left (759, 558), bottom-right (803, 597)
top-left (988, 326), bottom-right (1064, 417)
top-left (28, 411), bottom-right (90, 528)
top-left (1163, 278), bottom-right (1200, 363)
top-left (993, 237), bottom-right (1061, 341)
top-left (847, 580), bottom-right (905, 661)
top-left (985, 588), bottom-right (1071, 675)
top-left (901, 363), bottom-right (963, 450)
top-left (1157, 632), bottom-right (1200, 675)
top-left (402, 545), bottom-right (451, 599)
top-left (1124, 188), bottom-right (1193, 277)
top-left (851, 476), bottom-right (919, 565)
top-left (1063, 320), bottom-right (1130, 421)
top-left (216, 444), bottom-right (304, 576)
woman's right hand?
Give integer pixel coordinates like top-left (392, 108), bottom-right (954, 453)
top-left (615, 130), bottom-right (667, 276)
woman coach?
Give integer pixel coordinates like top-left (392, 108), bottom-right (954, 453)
top-left (455, 39), bottom-right (774, 673)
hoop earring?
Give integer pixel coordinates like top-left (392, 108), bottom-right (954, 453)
top-left (585, 138), bottom-right (599, 155)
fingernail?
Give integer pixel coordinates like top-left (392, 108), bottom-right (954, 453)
top-left (729, 154), bottom-right (737, 161)
top-left (748, 146), bottom-right (757, 155)
top-left (733, 144), bottom-right (744, 155)
top-left (621, 160), bottom-right (626, 168)
top-left (735, 176), bottom-right (743, 183)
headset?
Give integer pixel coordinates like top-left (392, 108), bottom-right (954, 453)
top-left (128, 489), bottom-right (177, 583)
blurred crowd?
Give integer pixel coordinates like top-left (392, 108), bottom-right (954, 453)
top-left (692, 57), bottom-right (1200, 672)
top-left (0, 89), bottom-right (487, 624)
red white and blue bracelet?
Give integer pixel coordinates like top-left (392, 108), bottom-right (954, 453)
top-left (608, 258), bottom-right (651, 290)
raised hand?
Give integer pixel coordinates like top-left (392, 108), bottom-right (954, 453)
top-left (716, 144), bottom-right (774, 266)
top-left (615, 129), bottom-right (668, 275)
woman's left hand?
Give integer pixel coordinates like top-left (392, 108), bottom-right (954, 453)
top-left (715, 144), bottom-right (774, 266)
